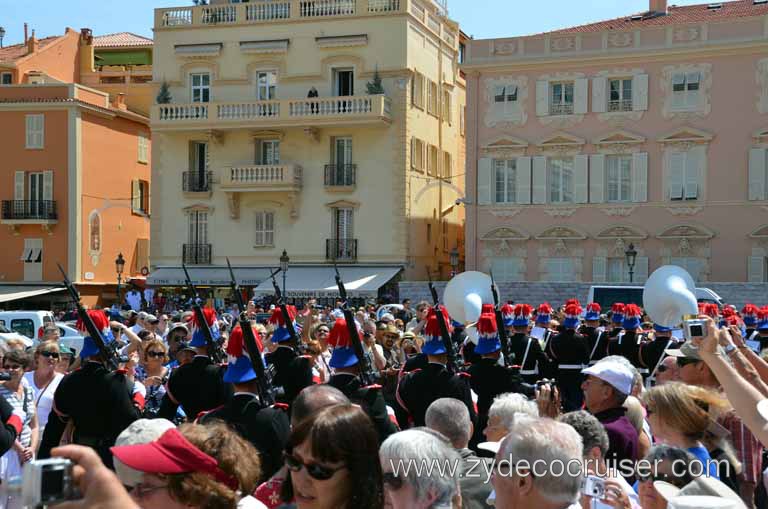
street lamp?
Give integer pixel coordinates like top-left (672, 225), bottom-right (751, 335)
top-left (279, 249), bottom-right (289, 296)
top-left (115, 253), bottom-right (126, 305)
top-left (0, 28), bottom-right (5, 49)
top-left (625, 243), bottom-right (638, 283)
top-left (449, 247), bottom-right (459, 277)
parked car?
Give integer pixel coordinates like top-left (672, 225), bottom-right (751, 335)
top-left (0, 324), bottom-right (34, 348)
top-left (55, 322), bottom-right (84, 357)
top-left (0, 311), bottom-right (55, 343)
top-left (587, 285), bottom-right (724, 311)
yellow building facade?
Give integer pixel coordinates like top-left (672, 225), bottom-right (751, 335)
top-left (148, 0), bottom-right (465, 298)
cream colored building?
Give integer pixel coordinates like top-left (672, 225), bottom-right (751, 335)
top-left (148, 0), bottom-right (465, 298)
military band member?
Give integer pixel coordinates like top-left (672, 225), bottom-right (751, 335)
top-left (607, 303), bottom-right (626, 340)
top-left (582, 303), bottom-right (608, 366)
top-left (535, 303), bottom-right (557, 379)
top-left (638, 324), bottom-right (679, 386)
top-left (548, 303), bottom-right (590, 412)
top-left (613, 304), bottom-right (645, 374)
top-left (504, 304), bottom-right (549, 385)
top-left (742, 304), bottom-right (760, 341)
top-left (264, 307), bottom-right (314, 407)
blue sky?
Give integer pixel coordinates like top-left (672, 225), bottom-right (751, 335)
top-left (0, 0), bottom-right (708, 46)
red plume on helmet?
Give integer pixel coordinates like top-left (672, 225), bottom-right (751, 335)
top-left (699, 303), bottom-right (719, 318)
top-left (611, 303), bottom-right (625, 314)
top-left (564, 303), bottom-right (583, 317)
top-left (425, 306), bottom-right (452, 337)
top-left (500, 303), bottom-right (515, 319)
top-left (192, 307), bottom-right (218, 328)
top-left (226, 325), bottom-right (264, 358)
top-left (476, 313), bottom-right (498, 336)
top-left (514, 304), bottom-right (533, 319)
top-left (481, 304), bottom-right (495, 315)
top-left (565, 299), bottom-right (580, 307)
top-left (327, 318), bottom-right (352, 349)
top-left (76, 309), bottom-right (109, 333)
top-left (537, 303), bottom-right (553, 315)
top-left (742, 304), bottom-right (759, 317)
top-left (268, 306), bottom-right (298, 326)
top-left (624, 304), bottom-right (642, 318)
top-left (721, 306), bottom-right (736, 319)
top-left (758, 307), bottom-right (768, 321)
top-left (587, 303), bottom-right (601, 314)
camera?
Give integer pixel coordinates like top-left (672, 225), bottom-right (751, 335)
top-left (684, 319), bottom-right (707, 340)
top-left (582, 475), bottom-right (606, 499)
top-left (1, 458), bottom-right (80, 507)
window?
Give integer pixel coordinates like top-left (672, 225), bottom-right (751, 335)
top-left (428, 145), bottom-right (439, 177)
top-left (494, 159), bottom-right (516, 203)
top-left (494, 84), bottom-right (518, 114)
top-left (544, 258), bottom-right (576, 282)
top-left (668, 150), bottom-right (700, 200)
top-left (460, 105), bottom-right (465, 136)
top-left (548, 157), bottom-right (574, 203)
top-left (672, 72), bottom-right (700, 110)
top-left (427, 80), bottom-right (439, 115)
top-left (190, 73), bottom-right (211, 103)
top-left (411, 138), bottom-right (424, 172)
top-left (255, 211), bottom-right (275, 247)
top-left (550, 82), bottom-right (574, 115)
top-left (25, 114), bottom-right (44, 149)
top-left (333, 137), bottom-right (353, 166)
top-left (10, 319), bottom-right (35, 340)
top-left (606, 258), bottom-right (626, 283)
top-left (412, 73), bottom-right (424, 109)
top-left (490, 257), bottom-right (524, 282)
top-left (1, 72), bottom-right (12, 85)
top-left (334, 69), bottom-right (354, 97)
top-left (257, 140), bottom-right (280, 165)
top-left (131, 179), bottom-right (149, 215)
top-left (256, 71), bottom-right (277, 100)
top-left (333, 208), bottom-right (354, 240)
top-left (606, 155), bottom-right (632, 202)
top-left (138, 134), bottom-right (149, 164)
top-left (443, 151), bottom-right (452, 181)
top-left (442, 90), bottom-right (451, 123)
top-left (89, 212), bottom-right (101, 253)
top-left (188, 210), bottom-right (208, 245)
top-left (670, 257), bottom-right (701, 281)
top-left (608, 78), bottom-right (632, 112)
top-left (22, 238), bottom-right (42, 282)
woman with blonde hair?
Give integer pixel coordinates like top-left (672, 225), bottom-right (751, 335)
top-left (641, 381), bottom-right (730, 479)
top-left (134, 339), bottom-right (170, 417)
top-left (623, 395), bottom-right (651, 459)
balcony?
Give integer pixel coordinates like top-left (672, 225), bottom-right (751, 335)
top-left (326, 238), bottom-right (358, 262)
top-left (183, 244), bottom-right (212, 265)
top-left (549, 103), bottom-right (574, 115)
top-left (220, 164), bottom-right (303, 192)
top-left (324, 164), bottom-right (356, 189)
top-left (182, 171), bottom-right (213, 194)
top-left (2, 200), bottom-right (58, 222)
top-left (152, 95), bottom-right (391, 131)
top-left (608, 99), bottom-right (633, 113)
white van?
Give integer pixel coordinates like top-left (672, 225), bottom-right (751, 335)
top-left (586, 286), bottom-right (723, 311)
top-left (0, 311), bottom-right (55, 343)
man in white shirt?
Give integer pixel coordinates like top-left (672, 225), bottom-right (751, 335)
top-left (125, 289), bottom-right (143, 311)
top-left (131, 312), bottom-right (147, 335)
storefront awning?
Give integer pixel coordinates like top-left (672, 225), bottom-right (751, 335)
top-left (0, 285), bottom-right (65, 303)
top-left (147, 266), bottom-right (274, 287)
top-left (252, 266), bottom-right (403, 298)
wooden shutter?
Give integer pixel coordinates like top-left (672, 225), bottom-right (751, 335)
top-left (589, 154), bottom-right (605, 203)
top-left (574, 78), bottom-right (589, 114)
top-left (141, 181), bottom-right (150, 214)
top-left (516, 156), bottom-right (532, 204)
top-left (634, 256), bottom-right (649, 283)
top-left (685, 146), bottom-right (703, 199)
top-left (592, 77), bottom-right (607, 113)
top-left (748, 256), bottom-right (765, 283)
top-left (592, 257), bottom-right (606, 283)
top-left (43, 170), bottom-right (53, 201)
top-left (535, 80), bottom-right (549, 116)
top-left (131, 180), bottom-right (140, 212)
top-left (14, 171), bottom-right (25, 201)
top-left (632, 74), bottom-right (649, 111)
top-left (573, 155), bottom-right (589, 204)
top-left (749, 148), bottom-right (766, 201)
top-left (265, 212), bottom-right (275, 246)
top-left (532, 157), bottom-right (547, 204)
top-left (255, 212), bottom-right (264, 246)
top-left (632, 152), bottom-right (648, 203)
top-left (477, 158), bottom-right (492, 205)
top-left (668, 152), bottom-right (685, 200)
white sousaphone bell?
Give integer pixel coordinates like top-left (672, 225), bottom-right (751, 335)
top-left (642, 265), bottom-right (700, 329)
top-left (443, 271), bottom-right (494, 344)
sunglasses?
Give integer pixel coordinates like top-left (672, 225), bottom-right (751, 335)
top-left (3, 364), bottom-right (22, 371)
top-left (676, 357), bottom-right (700, 367)
top-left (147, 351), bottom-right (165, 359)
top-left (382, 472), bottom-right (404, 491)
top-left (638, 471), bottom-right (688, 487)
top-left (283, 452), bottom-right (344, 481)
top-left (40, 351), bottom-right (60, 359)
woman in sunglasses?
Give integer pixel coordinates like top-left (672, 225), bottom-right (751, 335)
top-left (23, 342), bottom-right (64, 446)
top-left (134, 339), bottom-right (170, 418)
top-left (280, 403), bottom-right (383, 509)
top-left (637, 445), bottom-right (697, 509)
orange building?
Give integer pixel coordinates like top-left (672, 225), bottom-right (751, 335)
top-left (0, 28), bottom-right (151, 308)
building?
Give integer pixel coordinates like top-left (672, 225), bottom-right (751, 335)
top-left (0, 28), bottom-right (151, 308)
top-left (148, 0), bottom-right (465, 303)
top-left (462, 0), bottom-right (768, 302)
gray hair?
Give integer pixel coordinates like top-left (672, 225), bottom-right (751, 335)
top-left (380, 429), bottom-right (460, 508)
top-left (498, 416), bottom-right (583, 505)
top-left (488, 392), bottom-right (538, 431)
top-left (425, 398), bottom-right (471, 449)
top-left (558, 411), bottom-right (609, 459)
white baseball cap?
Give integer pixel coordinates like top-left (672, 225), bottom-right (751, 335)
top-left (581, 361), bottom-right (633, 395)
top-left (654, 477), bottom-right (746, 509)
top-left (113, 418), bottom-right (176, 488)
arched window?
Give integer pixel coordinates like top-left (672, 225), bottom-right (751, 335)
top-left (89, 211), bottom-right (101, 253)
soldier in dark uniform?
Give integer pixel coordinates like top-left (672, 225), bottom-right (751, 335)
top-left (324, 318), bottom-right (398, 442)
top-left (742, 304), bottom-right (760, 342)
top-left (41, 310), bottom-right (142, 468)
top-left (504, 304), bottom-right (548, 385)
top-left (612, 304), bottom-right (645, 375)
top-left (264, 307), bottom-right (314, 407)
top-left (397, 307), bottom-right (476, 428)
top-left (158, 307), bottom-right (232, 422)
top-left (606, 303), bottom-right (626, 356)
top-left (197, 323), bottom-right (289, 482)
top-left (581, 303), bottom-right (607, 366)
top-left (533, 303), bottom-right (557, 380)
top-left (638, 324), bottom-right (680, 386)
top-left (548, 303), bottom-right (590, 412)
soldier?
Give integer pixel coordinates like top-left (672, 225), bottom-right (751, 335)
top-left (606, 303), bottom-right (626, 356)
top-left (325, 318), bottom-right (398, 443)
top-left (638, 324), bottom-right (680, 386)
top-left (197, 323), bottom-right (289, 482)
top-left (613, 304), bottom-right (645, 373)
top-left (742, 304), bottom-right (760, 341)
top-left (548, 303), bottom-right (590, 412)
top-left (42, 310), bottom-right (142, 468)
top-left (264, 307), bottom-right (314, 407)
top-left (397, 307), bottom-right (476, 428)
top-left (534, 303), bottom-right (557, 379)
top-left (582, 303), bottom-right (608, 366)
top-left (504, 304), bottom-right (548, 385)
top-left (158, 307), bottom-right (232, 422)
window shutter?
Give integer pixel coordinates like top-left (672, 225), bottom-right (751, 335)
top-left (265, 212), bottom-right (274, 246)
top-left (477, 158), bottom-right (492, 205)
top-left (142, 182), bottom-right (150, 215)
top-left (589, 154), bottom-right (605, 203)
top-left (573, 155), bottom-right (589, 203)
top-left (632, 74), bottom-right (649, 111)
top-left (43, 170), bottom-right (53, 201)
top-left (592, 257), bottom-right (606, 283)
top-left (255, 212), bottom-right (264, 246)
top-left (574, 78), bottom-right (589, 114)
top-left (748, 256), bottom-right (766, 283)
top-left (592, 77), bottom-right (607, 113)
top-left (749, 148), bottom-right (766, 201)
top-left (14, 171), bottom-right (25, 201)
top-left (685, 146), bottom-right (703, 199)
top-left (131, 180), bottom-right (140, 212)
top-left (515, 156), bottom-right (532, 204)
top-left (535, 80), bottom-right (549, 116)
top-left (25, 116), bottom-right (34, 148)
top-left (632, 152), bottom-right (648, 203)
top-left (532, 156), bottom-right (547, 204)
top-left (668, 152), bottom-right (685, 200)
top-left (634, 256), bottom-right (649, 283)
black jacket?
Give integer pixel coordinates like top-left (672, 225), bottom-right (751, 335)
top-left (266, 346), bottom-right (314, 406)
top-left (327, 373), bottom-right (398, 442)
top-left (397, 363), bottom-right (476, 428)
top-left (159, 355), bottom-right (232, 421)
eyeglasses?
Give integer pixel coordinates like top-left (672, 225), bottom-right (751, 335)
top-left (382, 472), bottom-right (404, 491)
top-left (638, 471), bottom-right (688, 488)
top-left (130, 482), bottom-right (167, 498)
top-left (283, 452), bottom-right (345, 481)
top-left (676, 357), bottom-right (700, 367)
top-left (40, 351), bottom-right (60, 359)
top-left (3, 364), bottom-right (22, 371)
top-left (147, 351), bottom-right (165, 359)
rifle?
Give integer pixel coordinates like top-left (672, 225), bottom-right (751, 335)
top-left (333, 263), bottom-right (376, 386)
top-left (57, 263), bottom-right (125, 370)
top-left (269, 269), bottom-right (301, 347)
top-left (490, 270), bottom-right (513, 367)
top-left (427, 268), bottom-right (459, 374)
top-left (226, 259), bottom-right (275, 405)
top-left (182, 264), bottom-right (224, 364)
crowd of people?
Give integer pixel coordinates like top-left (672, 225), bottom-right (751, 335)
top-left (1, 295), bottom-right (768, 509)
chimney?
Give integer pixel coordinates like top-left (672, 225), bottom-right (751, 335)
top-left (650, 0), bottom-right (668, 14)
top-left (112, 93), bottom-right (127, 111)
top-left (23, 23), bottom-right (28, 44)
top-left (27, 30), bottom-right (38, 55)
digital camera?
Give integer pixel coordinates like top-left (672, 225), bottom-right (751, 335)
top-left (684, 319), bottom-right (707, 340)
top-left (582, 475), bottom-right (606, 499)
top-left (19, 458), bottom-right (79, 507)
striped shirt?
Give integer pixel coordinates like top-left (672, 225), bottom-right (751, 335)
top-left (0, 381), bottom-right (35, 447)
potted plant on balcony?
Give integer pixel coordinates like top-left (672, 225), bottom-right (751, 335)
top-left (157, 81), bottom-right (172, 104)
top-left (366, 66), bottom-right (385, 95)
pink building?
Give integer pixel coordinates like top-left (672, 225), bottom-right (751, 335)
top-left (462, 0), bottom-right (768, 292)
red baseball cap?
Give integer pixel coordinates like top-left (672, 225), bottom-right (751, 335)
top-left (110, 428), bottom-right (237, 489)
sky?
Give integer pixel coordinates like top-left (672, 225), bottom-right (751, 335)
top-left (0, 0), bottom-right (711, 46)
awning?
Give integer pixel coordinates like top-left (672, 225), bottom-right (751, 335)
top-left (147, 266), bottom-right (274, 287)
top-left (252, 266), bottom-right (402, 298)
top-left (0, 285), bottom-right (65, 303)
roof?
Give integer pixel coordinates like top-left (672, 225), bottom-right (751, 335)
top-left (545, 0), bottom-right (768, 35)
top-left (0, 36), bottom-right (61, 64)
top-left (93, 32), bottom-right (153, 49)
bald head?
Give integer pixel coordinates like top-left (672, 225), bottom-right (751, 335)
top-left (425, 398), bottom-right (471, 449)
top-left (291, 384), bottom-right (350, 427)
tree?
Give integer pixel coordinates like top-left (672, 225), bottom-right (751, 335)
top-left (366, 66), bottom-right (385, 95)
top-left (156, 81), bottom-right (172, 104)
